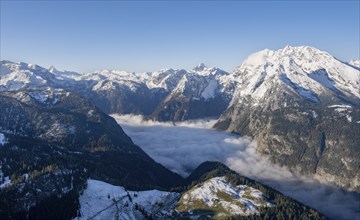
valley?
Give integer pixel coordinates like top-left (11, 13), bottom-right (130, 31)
top-left (113, 114), bottom-right (360, 220)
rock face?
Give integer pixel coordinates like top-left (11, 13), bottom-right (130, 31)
top-left (215, 46), bottom-right (360, 190)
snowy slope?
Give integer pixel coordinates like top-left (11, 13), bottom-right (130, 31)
top-left (349, 59), bottom-right (360, 68)
top-left (148, 64), bottom-right (235, 121)
top-left (168, 63), bottom-right (233, 101)
top-left (0, 61), bottom-right (55, 91)
top-left (76, 177), bottom-right (274, 220)
top-left (177, 177), bottom-right (273, 217)
top-left (75, 179), bottom-right (180, 220)
top-left (75, 69), bottom-right (150, 92)
top-left (146, 68), bottom-right (188, 91)
top-left (231, 46), bottom-right (360, 107)
top-left (0, 133), bottom-right (6, 146)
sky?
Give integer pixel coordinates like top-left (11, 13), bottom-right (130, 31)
top-left (113, 114), bottom-right (360, 220)
top-left (1, 1), bottom-right (359, 73)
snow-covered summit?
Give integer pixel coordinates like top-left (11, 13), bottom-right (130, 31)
top-left (48, 65), bottom-right (58, 73)
top-left (232, 45), bottom-right (360, 105)
top-left (190, 63), bottom-right (228, 77)
top-left (146, 68), bottom-right (187, 91)
top-left (0, 60), bottom-right (57, 91)
top-left (193, 63), bottom-right (207, 72)
top-left (162, 64), bottom-right (232, 101)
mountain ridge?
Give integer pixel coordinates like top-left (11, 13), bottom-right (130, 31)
top-left (1, 45), bottom-right (359, 191)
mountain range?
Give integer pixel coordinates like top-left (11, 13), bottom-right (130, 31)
top-left (1, 60), bottom-right (235, 121)
top-left (0, 45), bottom-right (359, 219)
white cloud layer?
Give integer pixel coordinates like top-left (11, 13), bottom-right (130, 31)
top-left (112, 114), bottom-right (360, 220)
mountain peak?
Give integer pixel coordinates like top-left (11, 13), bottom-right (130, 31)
top-left (193, 63), bottom-right (207, 71)
top-left (48, 65), bottom-right (58, 73)
top-left (235, 45), bottom-right (360, 104)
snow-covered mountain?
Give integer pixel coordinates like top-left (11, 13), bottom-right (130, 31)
top-left (0, 61), bottom-right (58, 91)
top-left (229, 46), bottom-right (359, 108)
top-left (215, 46), bottom-right (360, 190)
top-left (166, 63), bottom-right (232, 100)
top-left (0, 61), bottom-right (234, 121)
top-left (149, 63), bottom-right (235, 121)
top-left (1, 46), bottom-right (359, 191)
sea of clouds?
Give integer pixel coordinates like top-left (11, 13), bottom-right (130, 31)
top-left (112, 114), bottom-right (360, 220)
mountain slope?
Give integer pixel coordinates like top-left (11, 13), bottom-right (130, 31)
top-left (215, 46), bottom-right (360, 190)
top-left (0, 90), bottom-right (182, 219)
top-left (75, 161), bottom-right (326, 220)
top-left (177, 176), bottom-right (273, 217)
top-left (180, 161), bottom-right (326, 219)
top-left (149, 64), bottom-right (235, 121)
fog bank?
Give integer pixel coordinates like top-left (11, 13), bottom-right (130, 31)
top-left (113, 114), bottom-right (360, 220)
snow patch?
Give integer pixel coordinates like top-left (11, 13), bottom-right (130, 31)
top-left (201, 79), bottom-right (218, 99)
top-left (75, 179), bottom-right (180, 220)
top-left (328, 105), bottom-right (352, 109)
top-left (346, 115), bottom-right (352, 123)
top-left (0, 176), bottom-right (11, 189)
top-left (0, 133), bottom-right (7, 146)
top-left (280, 74), bottom-right (320, 103)
top-left (29, 91), bottom-right (49, 103)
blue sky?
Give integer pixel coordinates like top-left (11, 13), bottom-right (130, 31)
top-left (1, 1), bottom-right (359, 72)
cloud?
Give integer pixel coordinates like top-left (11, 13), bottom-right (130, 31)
top-left (112, 114), bottom-right (360, 220)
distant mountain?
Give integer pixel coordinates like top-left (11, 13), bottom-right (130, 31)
top-left (215, 46), bottom-right (360, 190)
top-left (149, 64), bottom-right (235, 121)
top-left (1, 61), bottom-right (234, 121)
